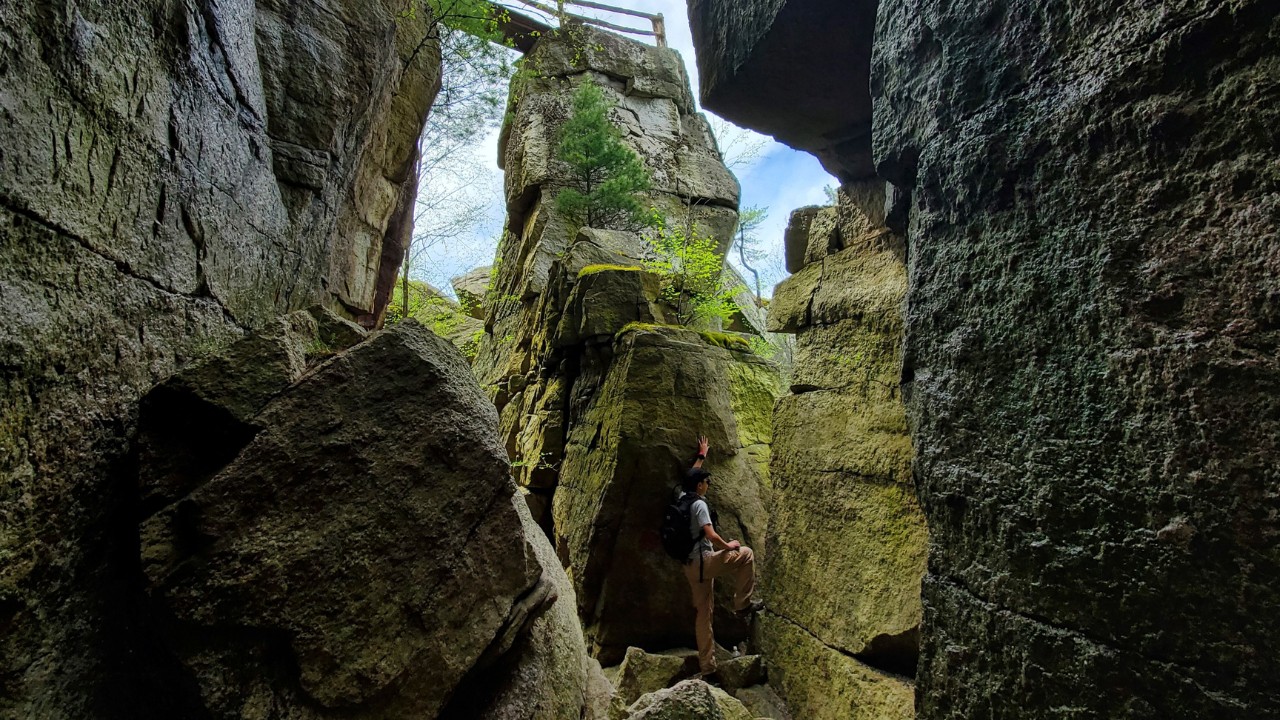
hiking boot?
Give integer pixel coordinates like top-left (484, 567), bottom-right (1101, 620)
top-left (736, 599), bottom-right (765, 616)
top-left (699, 671), bottom-right (723, 688)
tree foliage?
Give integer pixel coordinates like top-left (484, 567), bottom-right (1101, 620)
top-left (555, 81), bottom-right (651, 231)
top-left (386, 279), bottom-right (483, 359)
top-left (643, 213), bottom-right (742, 327)
top-left (395, 0), bottom-right (517, 309)
top-left (732, 205), bottom-right (768, 301)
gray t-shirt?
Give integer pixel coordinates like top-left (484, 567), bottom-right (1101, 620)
top-left (689, 498), bottom-right (713, 561)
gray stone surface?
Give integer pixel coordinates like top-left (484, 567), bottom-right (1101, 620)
top-left (872, 0), bottom-right (1280, 716)
top-left (625, 679), bottom-right (754, 720)
top-left (614, 647), bottom-right (697, 707)
top-left (686, 0), bottom-right (878, 182)
top-left (452, 265), bottom-right (493, 319)
top-left (439, 495), bottom-right (612, 720)
top-left (140, 322), bottom-right (548, 717)
top-left (0, 1), bottom-right (438, 715)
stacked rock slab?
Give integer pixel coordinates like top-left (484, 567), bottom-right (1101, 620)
top-left (472, 24), bottom-right (782, 666)
top-left (0, 2), bottom-right (437, 716)
top-left (761, 186), bottom-right (925, 720)
top-left (476, 23), bottom-right (740, 398)
top-left (136, 319), bottom-right (607, 718)
top-left (452, 265), bottom-right (493, 320)
top-left (689, 0), bottom-right (1280, 717)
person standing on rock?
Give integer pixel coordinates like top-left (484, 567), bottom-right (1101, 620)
top-left (682, 436), bottom-right (763, 681)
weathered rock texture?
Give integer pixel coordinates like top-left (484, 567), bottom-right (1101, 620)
top-left (688, 0), bottom-right (1280, 717)
top-left (479, 23), bottom-right (741, 395)
top-left (135, 319), bottom-right (606, 718)
top-left (761, 187), bottom-right (925, 719)
top-left (473, 26), bottom-right (781, 665)
top-left (872, 1), bottom-right (1280, 716)
top-left (685, 0), bottom-right (877, 182)
top-left (558, 313), bottom-right (777, 652)
top-left (439, 496), bottom-right (614, 720)
top-left (624, 679), bottom-right (754, 720)
top-left (0, 2), bottom-right (438, 716)
top-left (452, 265), bottom-right (493, 320)
top-left (400, 283), bottom-right (485, 361)
top-left (555, 325), bottom-right (778, 662)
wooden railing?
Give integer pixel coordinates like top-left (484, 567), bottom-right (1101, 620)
top-left (509, 0), bottom-right (667, 47)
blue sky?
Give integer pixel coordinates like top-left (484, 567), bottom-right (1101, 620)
top-left (412, 0), bottom-right (836, 298)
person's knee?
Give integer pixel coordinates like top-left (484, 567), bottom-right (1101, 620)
top-left (736, 546), bottom-right (754, 562)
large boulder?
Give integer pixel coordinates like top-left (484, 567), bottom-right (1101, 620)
top-left (614, 647), bottom-right (698, 707)
top-left (0, 0), bottom-right (438, 712)
top-left (138, 321), bottom-right (558, 717)
top-left (624, 679), bottom-right (754, 720)
top-left (439, 495), bottom-right (615, 720)
top-left (553, 325), bottom-right (780, 663)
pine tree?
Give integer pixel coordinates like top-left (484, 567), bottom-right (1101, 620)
top-left (555, 81), bottom-right (651, 231)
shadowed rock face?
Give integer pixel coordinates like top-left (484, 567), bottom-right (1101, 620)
top-left (874, 0), bottom-right (1280, 716)
top-left (136, 320), bottom-right (605, 718)
top-left (685, 0), bottom-right (878, 182)
top-left (554, 325), bottom-right (779, 662)
top-left (686, 0), bottom-right (1279, 717)
top-left (0, 1), bottom-right (438, 715)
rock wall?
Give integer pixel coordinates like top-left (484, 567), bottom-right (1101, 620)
top-left (761, 186), bottom-right (925, 719)
top-left (478, 23), bottom-right (740, 396)
top-left (687, 0), bottom-right (1280, 717)
top-left (0, 1), bottom-right (438, 715)
top-left (686, 0), bottom-right (878, 182)
top-left (873, 1), bottom-right (1280, 716)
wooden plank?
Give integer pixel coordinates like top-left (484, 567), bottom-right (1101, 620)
top-left (565, 0), bottom-right (660, 21)
top-left (510, 0), bottom-right (655, 37)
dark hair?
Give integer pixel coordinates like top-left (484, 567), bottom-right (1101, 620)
top-left (681, 467), bottom-right (711, 493)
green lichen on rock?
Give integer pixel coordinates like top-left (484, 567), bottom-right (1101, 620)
top-left (554, 326), bottom-right (779, 662)
top-left (758, 188), bottom-right (924, 719)
top-left (625, 679), bottom-right (754, 720)
top-left (579, 263), bottom-right (645, 278)
top-left (760, 614), bottom-right (913, 720)
top-left (696, 330), bottom-right (751, 352)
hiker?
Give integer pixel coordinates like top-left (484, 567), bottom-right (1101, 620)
top-left (680, 436), bottom-right (762, 680)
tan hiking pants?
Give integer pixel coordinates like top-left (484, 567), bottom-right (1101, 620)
top-left (683, 546), bottom-right (756, 675)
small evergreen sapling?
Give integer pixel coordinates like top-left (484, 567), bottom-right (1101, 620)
top-left (555, 81), bottom-right (651, 231)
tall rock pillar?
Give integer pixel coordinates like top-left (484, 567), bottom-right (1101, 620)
top-left (474, 24), bottom-right (782, 663)
top-left (762, 185), bottom-right (926, 719)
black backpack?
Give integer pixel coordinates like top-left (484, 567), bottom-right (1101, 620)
top-left (660, 491), bottom-right (698, 561)
top-left (659, 489), bottom-right (715, 562)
